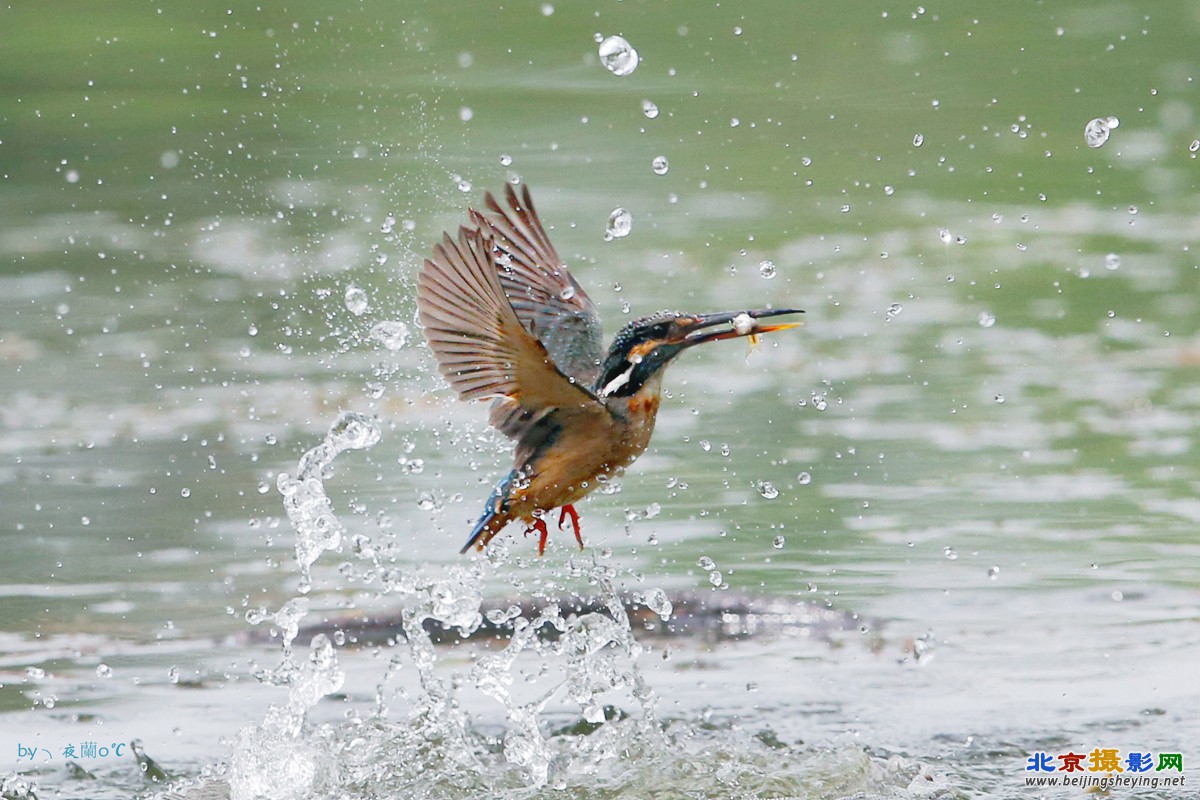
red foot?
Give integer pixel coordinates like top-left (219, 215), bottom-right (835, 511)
top-left (524, 516), bottom-right (550, 556)
top-left (557, 504), bottom-right (583, 549)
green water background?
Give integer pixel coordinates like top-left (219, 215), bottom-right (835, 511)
top-left (1, 1), bottom-right (1198, 796)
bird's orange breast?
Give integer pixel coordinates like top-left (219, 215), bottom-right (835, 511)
top-left (627, 393), bottom-right (660, 419)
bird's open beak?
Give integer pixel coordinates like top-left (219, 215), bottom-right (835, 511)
top-left (676, 307), bottom-right (804, 347)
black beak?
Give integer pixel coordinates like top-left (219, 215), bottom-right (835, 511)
top-left (674, 307), bottom-right (804, 347)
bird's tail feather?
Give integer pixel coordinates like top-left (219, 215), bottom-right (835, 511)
top-left (460, 470), bottom-right (516, 553)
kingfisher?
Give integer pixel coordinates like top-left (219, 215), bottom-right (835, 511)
top-left (416, 185), bottom-right (802, 555)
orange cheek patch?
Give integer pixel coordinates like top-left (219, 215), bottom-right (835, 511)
top-left (629, 341), bottom-right (658, 360)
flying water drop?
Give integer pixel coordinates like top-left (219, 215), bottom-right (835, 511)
top-left (756, 480), bottom-right (780, 500)
top-left (1084, 117), bottom-right (1113, 148)
top-left (370, 320), bottom-right (409, 351)
top-left (598, 35), bottom-right (639, 76)
top-left (344, 284), bottom-right (368, 316)
top-left (605, 207), bottom-right (632, 240)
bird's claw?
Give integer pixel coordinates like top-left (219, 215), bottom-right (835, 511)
top-left (557, 504), bottom-right (583, 549)
top-left (524, 517), bottom-right (551, 556)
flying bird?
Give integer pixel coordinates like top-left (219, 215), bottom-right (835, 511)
top-left (416, 185), bottom-right (802, 554)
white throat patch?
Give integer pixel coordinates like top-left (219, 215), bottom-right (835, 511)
top-left (599, 362), bottom-right (636, 398)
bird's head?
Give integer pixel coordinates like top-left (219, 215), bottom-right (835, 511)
top-left (594, 307), bottom-right (804, 398)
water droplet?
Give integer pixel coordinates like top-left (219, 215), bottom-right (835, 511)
top-left (797, 471), bottom-right (812, 485)
top-left (327, 411), bottom-right (382, 451)
top-left (978, 311), bottom-right (996, 328)
top-left (643, 587), bottom-right (672, 620)
top-left (883, 184), bottom-right (895, 196)
top-left (1105, 116), bottom-right (1120, 129)
top-left (540, 2), bottom-right (554, 16)
top-left (167, 665), bottom-right (181, 684)
top-left (459, 106), bottom-right (473, 122)
top-left (499, 153), bottom-right (513, 166)
top-left (1190, 140), bottom-right (1200, 153)
top-left (651, 155), bottom-right (669, 175)
top-left (994, 394), bottom-right (1006, 404)
top-left (939, 229), bottom-right (953, 244)
top-left (641, 99), bottom-right (659, 119)
top-left (758, 260), bottom-right (777, 280)
top-left (987, 565), bottom-right (1000, 580)
top-left (887, 302), bottom-right (903, 318)
top-left (344, 284), bottom-right (368, 316)
top-left (1104, 253), bottom-right (1120, 271)
top-left (180, 487), bottom-right (191, 498)
top-left (912, 133), bottom-right (925, 147)
top-left (605, 207), bottom-right (632, 240)
top-left (772, 535), bottom-right (785, 549)
top-left (756, 480), bottom-right (779, 499)
top-left (598, 35), bottom-right (639, 76)
top-left (370, 320), bottom-right (409, 351)
top-left (95, 663), bottom-right (113, 679)
top-left (943, 546), bottom-right (958, 561)
top-left (708, 570), bottom-right (723, 587)
top-left (25, 667), bottom-right (45, 681)
top-left (416, 492), bottom-right (437, 511)
top-left (697, 555), bottom-right (716, 571)
top-left (559, 285), bottom-right (576, 301)
top-left (1084, 117), bottom-right (1111, 148)
top-left (732, 313), bottom-right (755, 335)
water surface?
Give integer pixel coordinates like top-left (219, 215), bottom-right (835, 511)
top-left (1, 2), bottom-right (1198, 798)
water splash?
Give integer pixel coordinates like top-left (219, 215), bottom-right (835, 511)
top-left (224, 411), bottom-right (688, 800)
top-left (277, 411), bottom-right (382, 593)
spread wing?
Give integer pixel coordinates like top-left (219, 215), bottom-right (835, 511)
top-left (417, 225), bottom-right (606, 449)
top-left (469, 184), bottom-right (604, 388)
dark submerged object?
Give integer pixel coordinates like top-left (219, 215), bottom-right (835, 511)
top-left (291, 592), bottom-right (866, 648)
